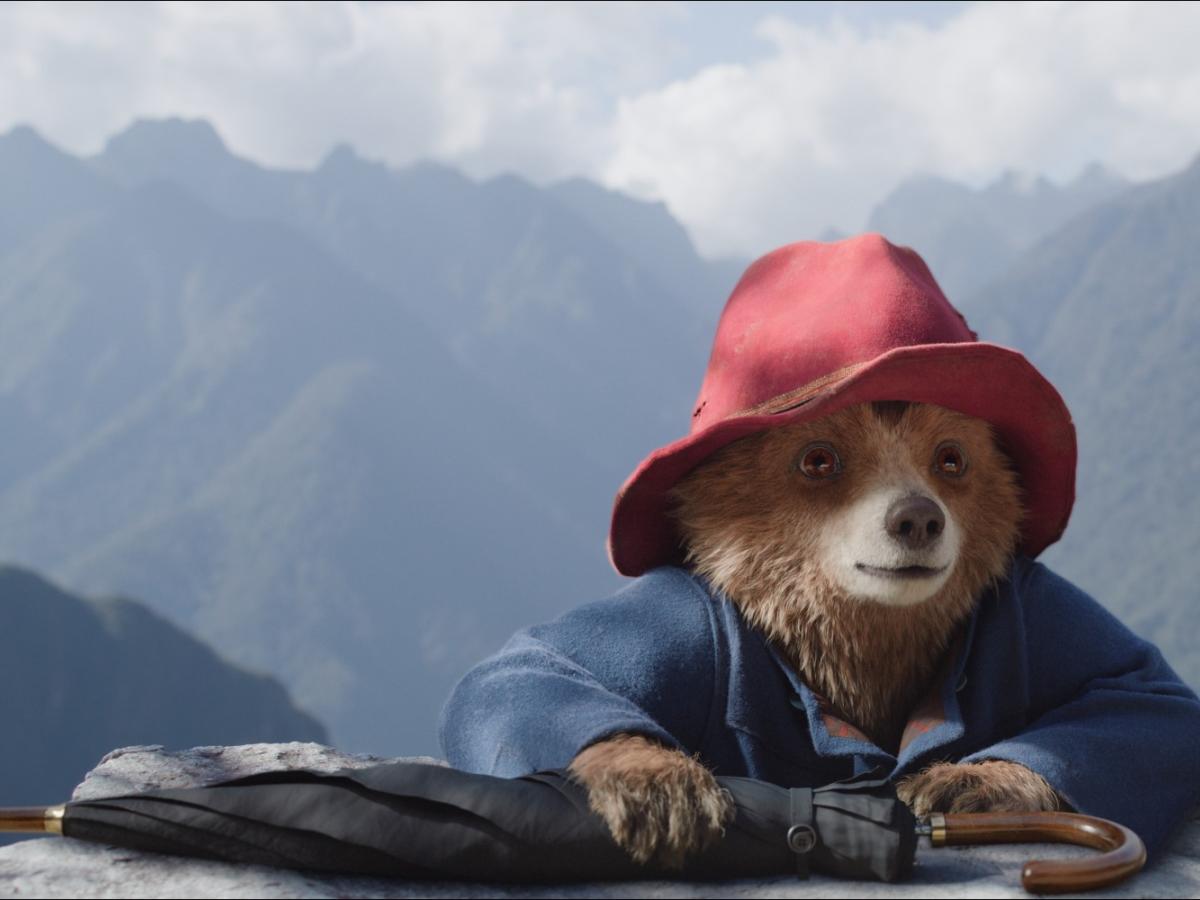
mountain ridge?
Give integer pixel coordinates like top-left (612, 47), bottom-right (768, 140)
top-left (866, 163), bottom-right (1131, 300)
top-left (961, 154), bottom-right (1200, 688)
top-left (0, 564), bottom-right (325, 811)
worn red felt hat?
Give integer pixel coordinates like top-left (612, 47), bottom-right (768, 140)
top-left (608, 233), bottom-right (1076, 577)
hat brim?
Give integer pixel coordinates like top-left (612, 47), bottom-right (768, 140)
top-left (608, 342), bottom-right (1076, 577)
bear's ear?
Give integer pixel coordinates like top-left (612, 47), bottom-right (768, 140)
top-left (871, 400), bottom-right (910, 427)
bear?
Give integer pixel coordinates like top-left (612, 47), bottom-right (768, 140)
top-left (439, 234), bottom-right (1200, 870)
top-left (568, 399), bottom-right (1060, 866)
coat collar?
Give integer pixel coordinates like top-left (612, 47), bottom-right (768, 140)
top-left (705, 573), bottom-right (982, 776)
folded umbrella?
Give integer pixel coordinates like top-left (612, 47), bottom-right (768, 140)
top-left (1, 760), bottom-right (1142, 892)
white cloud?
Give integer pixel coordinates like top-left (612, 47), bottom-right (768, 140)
top-left (2, 1), bottom-right (1200, 258)
top-left (606, 1), bottom-right (1200, 255)
top-left (0, 1), bottom-right (683, 177)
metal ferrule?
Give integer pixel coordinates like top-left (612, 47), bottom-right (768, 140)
top-left (44, 805), bottom-right (66, 835)
top-left (928, 812), bottom-right (947, 846)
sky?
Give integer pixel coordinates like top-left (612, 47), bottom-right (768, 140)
top-left (3, 1), bottom-right (1200, 258)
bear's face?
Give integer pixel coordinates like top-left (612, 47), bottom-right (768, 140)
top-left (670, 400), bottom-right (1023, 631)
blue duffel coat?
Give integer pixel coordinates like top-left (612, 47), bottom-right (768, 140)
top-left (439, 556), bottom-right (1200, 857)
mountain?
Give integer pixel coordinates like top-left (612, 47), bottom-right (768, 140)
top-left (959, 155), bottom-right (1200, 689)
top-left (0, 126), bottom-right (117, 255)
top-left (547, 176), bottom-right (747, 323)
top-left (0, 167), bottom-right (607, 755)
top-left (93, 119), bottom-right (735, 474)
top-left (867, 164), bottom-right (1130, 299)
top-left (0, 119), bottom-right (747, 756)
top-left (0, 565), bottom-right (324, 810)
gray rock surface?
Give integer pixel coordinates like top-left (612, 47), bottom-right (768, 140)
top-left (1, 743), bottom-right (1197, 898)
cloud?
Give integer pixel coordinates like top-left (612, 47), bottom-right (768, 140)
top-left (606, 1), bottom-right (1200, 255)
top-left (3, 2), bottom-right (1200, 258)
top-left (0, 1), bottom-right (682, 178)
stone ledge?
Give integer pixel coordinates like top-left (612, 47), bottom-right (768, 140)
top-left (1, 743), bottom-right (1198, 898)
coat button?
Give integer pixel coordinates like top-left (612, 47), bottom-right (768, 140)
top-left (787, 824), bottom-right (817, 854)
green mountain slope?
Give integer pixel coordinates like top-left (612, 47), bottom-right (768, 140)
top-left (0, 565), bottom-right (325, 809)
top-left (961, 156), bottom-right (1200, 688)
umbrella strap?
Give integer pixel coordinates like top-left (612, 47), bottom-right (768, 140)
top-left (787, 787), bottom-right (817, 877)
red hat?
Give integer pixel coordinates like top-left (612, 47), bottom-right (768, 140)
top-left (608, 233), bottom-right (1076, 577)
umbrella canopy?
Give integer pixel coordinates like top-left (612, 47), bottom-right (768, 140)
top-left (54, 761), bottom-right (915, 883)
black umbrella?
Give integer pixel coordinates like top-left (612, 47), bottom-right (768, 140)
top-left (1, 760), bottom-right (1142, 892)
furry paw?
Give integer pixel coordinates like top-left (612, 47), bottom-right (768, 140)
top-left (568, 733), bottom-right (734, 869)
top-left (896, 760), bottom-right (1061, 817)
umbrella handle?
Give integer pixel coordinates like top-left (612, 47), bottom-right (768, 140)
top-left (0, 805), bottom-right (66, 835)
top-left (928, 810), bottom-right (1146, 894)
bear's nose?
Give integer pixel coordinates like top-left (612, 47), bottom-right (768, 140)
top-left (885, 495), bottom-right (945, 549)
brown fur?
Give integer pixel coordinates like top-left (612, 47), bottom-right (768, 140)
top-left (568, 733), bottom-right (733, 868)
top-left (896, 760), bottom-right (1061, 816)
top-left (669, 401), bottom-right (1024, 751)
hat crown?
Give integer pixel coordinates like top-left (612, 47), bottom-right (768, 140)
top-left (691, 234), bottom-right (975, 433)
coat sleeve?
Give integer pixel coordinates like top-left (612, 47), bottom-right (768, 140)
top-left (437, 568), bottom-right (720, 777)
top-left (961, 559), bottom-right (1200, 857)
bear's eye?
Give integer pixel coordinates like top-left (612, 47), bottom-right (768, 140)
top-left (934, 441), bottom-right (968, 477)
top-left (796, 443), bottom-right (842, 480)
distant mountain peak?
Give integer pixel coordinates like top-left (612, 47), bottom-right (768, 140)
top-left (817, 226), bottom-right (848, 242)
top-left (889, 171), bottom-right (963, 193)
top-left (552, 176), bottom-right (667, 212)
top-left (482, 170), bottom-right (538, 193)
top-left (1, 123), bottom-right (52, 150)
top-left (987, 168), bottom-right (1051, 197)
top-left (316, 142), bottom-right (403, 185)
top-left (318, 141), bottom-right (362, 169)
top-left (0, 123), bottom-right (115, 244)
top-left (0, 124), bottom-right (81, 168)
top-left (547, 175), bottom-right (714, 288)
top-left (1070, 160), bottom-right (1128, 192)
top-left (103, 117), bottom-right (230, 160)
top-left (866, 161), bottom-right (1135, 300)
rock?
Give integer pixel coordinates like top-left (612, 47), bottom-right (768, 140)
top-left (69, 742), bottom-right (444, 801)
top-left (1, 743), bottom-right (1198, 898)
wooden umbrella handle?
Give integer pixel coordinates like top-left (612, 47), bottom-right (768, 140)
top-left (931, 811), bottom-right (1146, 894)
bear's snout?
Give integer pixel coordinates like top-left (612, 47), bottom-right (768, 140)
top-left (885, 494), bottom-right (945, 550)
